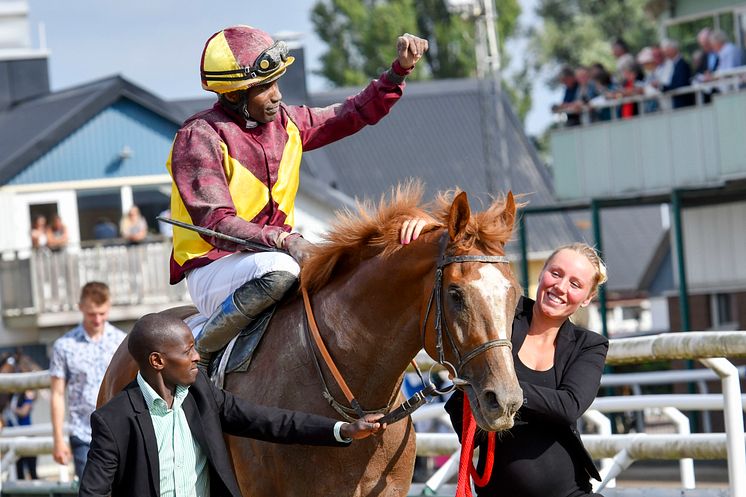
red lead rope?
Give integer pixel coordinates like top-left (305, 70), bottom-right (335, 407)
top-left (455, 396), bottom-right (496, 497)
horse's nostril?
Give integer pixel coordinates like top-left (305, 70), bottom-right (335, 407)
top-left (482, 390), bottom-right (500, 411)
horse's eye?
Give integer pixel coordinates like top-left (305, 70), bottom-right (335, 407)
top-left (447, 286), bottom-right (465, 312)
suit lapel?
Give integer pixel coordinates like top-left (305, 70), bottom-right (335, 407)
top-left (511, 297), bottom-right (530, 353)
top-left (553, 320), bottom-right (577, 385)
top-left (182, 393), bottom-right (211, 459)
top-left (127, 385), bottom-right (161, 496)
top-left (513, 297), bottom-right (577, 384)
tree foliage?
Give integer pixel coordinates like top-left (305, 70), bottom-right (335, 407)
top-left (530, 0), bottom-right (659, 71)
top-left (310, 0), bottom-right (531, 118)
top-left (310, 0), bottom-right (521, 82)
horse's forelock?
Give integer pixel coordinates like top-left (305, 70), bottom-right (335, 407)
top-left (433, 191), bottom-right (520, 254)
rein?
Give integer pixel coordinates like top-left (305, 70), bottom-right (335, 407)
top-left (301, 232), bottom-right (513, 424)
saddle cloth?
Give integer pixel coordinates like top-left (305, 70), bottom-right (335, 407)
top-left (186, 306), bottom-right (276, 388)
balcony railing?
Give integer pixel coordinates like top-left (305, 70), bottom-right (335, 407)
top-left (554, 66), bottom-right (746, 127)
top-left (550, 67), bottom-right (746, 201)
top-left (0, 239), bottom-right (190, 324)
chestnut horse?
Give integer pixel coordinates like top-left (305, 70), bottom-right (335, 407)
top-left (99, 186), bottom-right (524, 496)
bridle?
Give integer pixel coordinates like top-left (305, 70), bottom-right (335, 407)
top-left (422, 232), bottom-right (513, 391)
top-left (301, 231), bottom-right (514, 423)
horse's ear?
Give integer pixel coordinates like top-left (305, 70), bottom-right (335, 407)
top-left (448, 191), bottom-right (471, 241)
top-left (502, 191), bottom-right (516, 228)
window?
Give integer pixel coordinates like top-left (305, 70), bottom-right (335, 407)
top-left (710, 293), bottom-right (734, 329)
top-left (77, 190), bottom-right (122, 241)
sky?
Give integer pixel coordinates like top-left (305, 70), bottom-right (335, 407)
top-left (25, 0), bottom-right (558, 135)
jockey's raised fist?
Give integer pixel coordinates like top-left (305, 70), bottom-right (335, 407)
top-left (396, 34), bottom-right (428, 69)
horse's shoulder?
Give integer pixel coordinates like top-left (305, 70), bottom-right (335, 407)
top-left (159, 305), bottom-right (199, 322)
top-left (97, 382), bottom-right (138, 413)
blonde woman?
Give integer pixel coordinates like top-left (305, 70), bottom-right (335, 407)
top-left (445, 244), bottom-right (608, 497)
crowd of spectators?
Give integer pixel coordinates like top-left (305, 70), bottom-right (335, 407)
top-left (553, 30), bottom-right (745, 126)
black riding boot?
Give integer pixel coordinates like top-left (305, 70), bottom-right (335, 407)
top-left (196, 270), bottom-right (297, 370)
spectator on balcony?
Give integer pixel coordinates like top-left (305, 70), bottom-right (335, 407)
top-left (695, 28), bottom-right (719, 76)
top-left (693, 29), bottom-right (719, 103)
top-left (611, 38), bottom-right (634, 85)
top-left (93, 218), bottom-right (118, 241)
top-left (661, 38), bottom-right (695, 109)
top-left (611, 37), bottom-right (629, 60)
top-left (610, 57), bottom-right (644, 119)
top-left (50, 282), bottom-right (126, 480)
top-left (30, 214), bottom-right (47, 249)
top-left (710, 29), bottom-right (744, 72)
top-left (46, 214), bottom-right (69, 252)
top-left (637, 47), bottom-right (663, 113)
top-left (575, 66), bottom-right (599, 111)
top-left (551, 66), bottom-right (581, 126)
top-left (120, 205), bottom-right (148, 244)
top-left (158, 208), bottom-right (173, 238)
top-left (588, 64), bottom-right (615, 121)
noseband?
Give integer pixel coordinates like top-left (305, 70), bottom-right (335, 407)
top-left (421, 233), bottom-right (513, 387)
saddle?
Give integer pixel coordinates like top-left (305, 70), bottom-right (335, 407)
top-left (207, 305), bottom-right (276, 388)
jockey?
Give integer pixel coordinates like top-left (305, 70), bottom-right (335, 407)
top-left (167, 25), bottom-right (428, 368)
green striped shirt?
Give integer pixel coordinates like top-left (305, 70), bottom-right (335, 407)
top-left (137, 373), bottom-right (209, 497)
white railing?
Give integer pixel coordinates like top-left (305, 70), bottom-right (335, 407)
top-left (0, 239), bottom-right (189, 317)
top-left (414, 331), bottom-right (746, 496)
top-left (0, 371), bottom-right (51, 392)
top-left (3, 332), bottom-right (745, 494)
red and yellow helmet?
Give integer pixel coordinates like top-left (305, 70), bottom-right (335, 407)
top-left (200, 25), bottom-right (295, 94)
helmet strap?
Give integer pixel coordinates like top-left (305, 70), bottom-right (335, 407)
top-left (219, 91), bottom-right (259, 129)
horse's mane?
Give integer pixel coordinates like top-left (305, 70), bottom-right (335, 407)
top-left (300, 183), bottom-right (518, 293)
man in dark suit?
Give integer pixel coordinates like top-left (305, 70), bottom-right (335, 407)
top-left (661, 38), bottom-right (695, 109)
top-left (79, 313), bottom-right (384, 497)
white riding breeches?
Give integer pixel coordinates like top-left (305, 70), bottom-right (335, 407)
top-left (186, 251), bottom-right (300, 318)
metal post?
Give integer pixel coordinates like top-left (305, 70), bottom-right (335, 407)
top-left (671, 190), bottom-right (696, 425)
top-left (670, 190), bottom-right (690, 332)
top-left (518, 211), bottom-right (529, 296)
top-left (584, 410), bottom-right (615, 490)
top-left (661, 407), bottom-right (696, 488)
top-left (590, 200), bottom-right (608, 338)
top-left (473, 0), bottom-right (510, 196)
top-left (699, 358), bottom-right (746, 497)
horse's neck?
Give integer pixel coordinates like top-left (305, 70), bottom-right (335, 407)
top-left (312, 240), bottom-right (439, 409)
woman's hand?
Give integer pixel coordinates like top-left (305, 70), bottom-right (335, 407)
top-left (400, 218), bottom-right (428, 245)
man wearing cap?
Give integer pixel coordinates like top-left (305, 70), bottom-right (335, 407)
top-left (167, 25), bottom-right (428, 368)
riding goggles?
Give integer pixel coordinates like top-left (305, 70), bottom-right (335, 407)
top-left (201, 41), bottom-right (289, 83)
top-left (250, 41), bottom-right (289, 78)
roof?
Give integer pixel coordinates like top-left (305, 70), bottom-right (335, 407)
top-left (0, 75), bottom-right (183, 186)
top-left (301, 77), bottom-right (582, 255)
top-left (569, 205), bottom-right (668, 295)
